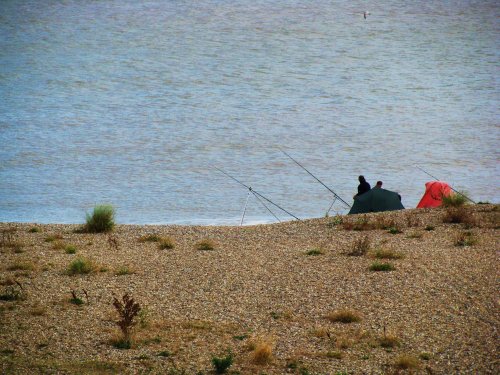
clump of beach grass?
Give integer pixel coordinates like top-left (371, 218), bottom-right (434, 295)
top-left (115, 266), bottom-right (135, 276)
top-left (196, 239), bottom-right (216, 250)
top-left (211, 350), bottom-right (233, 374)
top-left (67, 258), bottom-right (94, 275)
top-left (7, 261), bottom-right (34, 272)
top-left (250, 339), bottom-right (273, 364)
top-left (326, 309), bottom-right (362, 324)
top-left (45, 234), bottom-right (63, 242)
top-left (158, 236), bottom-right (175, 250)
top-left (306, 248), bottom-right (323, 256)
top-left (347, 236), bottom-right (370, 256)
top-left (369, 262), bottom-right (394, 272)
top-left (84, 204), bottom-right (115, 233)
top-left (442, 207), bottom-right (475, 226)
top-left (442, 192), bottom-right (467, 207)
top-left (379, 334), bottom-right (399, 348)
top-left (394, 354), bottom-right (420, 370)
top-left (65, 245), bottom-right (77, 254)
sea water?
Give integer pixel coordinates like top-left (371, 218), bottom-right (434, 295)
top-left (1, 0), bottom-right (498, 225)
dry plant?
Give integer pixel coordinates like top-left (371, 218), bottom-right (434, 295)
top-left (394, 354), bottom-right (420, 370)
top-left (454, 231), bottom-right (477, 247)
top-left (108, 234), bottom-right (119, 250)
top-left (196, 239), bottom-right (216, 250)
top-left (326, 309), bottom-right (362, 324)
top-left (159, 236), bottom-right (175, 250)
top-left (442, 207), bottom-right (475, 226)
top-left (347, 236), bottom-right (370, 256)
top-left (251, 339), bottom-right (273, 364)
top-left (138, 234), bottom-right (161, 242)
top-left (373, 216), bottom-right (396, 230)
top-left (112, 293), bottom-right (141, 349)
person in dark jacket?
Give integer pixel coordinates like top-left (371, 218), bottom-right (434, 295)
top-left (354, 175), bottom-right (371, 198)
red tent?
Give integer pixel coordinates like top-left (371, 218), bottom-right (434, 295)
top-left (417, 181), bottom-right (452, 208)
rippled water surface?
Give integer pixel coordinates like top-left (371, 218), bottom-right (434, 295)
top-left (1, 0), bottom-right (499, 224)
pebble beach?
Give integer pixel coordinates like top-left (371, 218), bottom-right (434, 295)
top-left (0, 204), bottom-right (498, 374)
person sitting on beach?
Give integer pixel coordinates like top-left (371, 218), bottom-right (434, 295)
top-left (374, 181), bottom-right (383, 189)
top-left (354, 175), bottom-right (371, 198)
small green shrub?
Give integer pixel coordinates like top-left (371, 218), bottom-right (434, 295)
top-left (196, 239), bottom-right (216, 250)
top-left (211, 351), bottom-right (233, 374)
top-left (158, 350), bottom-right (171, 357)
top-left (326, 309), bottom-right (362, 324)
top-left (387, 227), bottom-right (402, 234)
top-left (419, 352), bottom-right (431, 360)
top-left (159, 236), bottom-right (175, 250)
top-left (306, 248), bottom-right (323, 256)
top-left (348, 236), bottom-right (370, 256)
top-left (369, 262), bottom-right (394, 272)
top-left (68, 258), bottom-right (94, 275)
top-left (442, 193), bottom-right (467, 207)
top-left (65, 245), bottom-right (77, 254)
top-left (425, 225), bottom-right (435, 231)
top-left (28, 227), bottom-right (41, 233)
top-left (85, 204), bottom-right (115, 233)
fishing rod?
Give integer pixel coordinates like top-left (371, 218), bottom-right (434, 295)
top-left (214, 167), bottom-right (300, 221)
top-left (414, 165), bottom-right (476, 204)
top-left (279, 148), bottom-right (352, 209)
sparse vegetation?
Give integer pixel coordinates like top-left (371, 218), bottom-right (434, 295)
top-left (112, 293), bottom-right (141, 349)
top-left (7, 261), bottom-right (34, 271)
top-left (442, 192), bottom-right (467, 207)
top-left (139, 234), bottom-right (161, 243)
top-left (84, 204), bottom-right (115, 233)
top-left (69, 290), bottom-right (84, 305)
top-left (379, 334), bottom-right (399, 348)
top-left (455, 231), bottom-right (477, 247)
top-left (44, 234), bottom-right (63, 242)
top-left (326, 351), bottom-right (342, 359)
top-left (348, 236), bottom-right (370, 256)
top-left (251, 340), bottom-right (273, 364)
top-left (196, 239), bottom-right (216, 250)
top-left (419, 352), bottom-right (431, 360)
top-left (443, 207), bottom-right (475, 226)
top-left (116, 266), bottom-right (134, 275)
top-left (65, 245), bottom-right (77, 254)
top-left (387, 226), bottom-right (402, 234)
top-left (159, 236), bottom-right (175, 250)
top-left (394, 354), bottom-right (420, 370)
top-left (67, 258), bottom-right (94, 275)
top-left (326, 309), bottom-right (362, 324)
top-left (52, 240), bottom-right (67, 250)
top-left (0, 284), bottom-right (26, 301)
top-left (211, 350), bottom-right (233, 374)
top-left (28, 227), bottom-right (41, 233)
top-left (369, 262), bottom-right (394, 272)
top-left (425, 225), bottom-right (435, 231)
top-left (407, 231), bottom-right (423, 239)
top-left (306, 248), bottom-right (323, 256)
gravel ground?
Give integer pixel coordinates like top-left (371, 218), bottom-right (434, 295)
top-left (0, 204), bottom-right (498, 374)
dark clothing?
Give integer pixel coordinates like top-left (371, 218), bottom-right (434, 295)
top-left (357, 181), bottom-right (371, 196)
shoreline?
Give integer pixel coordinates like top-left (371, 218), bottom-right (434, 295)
top-left (1, 205), bottom-right (498, 374)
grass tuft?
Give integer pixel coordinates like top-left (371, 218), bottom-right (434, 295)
top-left (251, 340), bottom-right (273, 364)
top-left (442, 192), bottom-right (467, 207)
top-left (84, 204), bottom-right (115, 233)
top-left (67, 258), bottom-right (94, 275)
top-left (28, 227), bottom-right (41, 233)
top-left (348, 236), bottom-right (370, 256)
top-left (45, 234), bottom-right (63, 242)
top-left (115, 266), bottom-right (134, 276)
top-left (454, 231), bottom-right (477, 247)
top-left (159, 236), bottom-right (175, 250)
top-left (306, 248), bottom-right (323, 256)
top-left (196, 239), bottom-right (216, 251)
top-left (369, 262), bottom-right (394, 272)
top-left (7, 261), bottom-right (34, 271)
top-left (442, 207), bottom-right (475, 226)
top-left (379, 334), bottom-right (399, 348)
top-left (65, 245), bottom-right (77, 254)
top-left (326, 309), bottom-right (362, 324)
top-left (419, 352), bottom-right (431, 360)
top-left (394, 354), bottom-right (420, 370)
top-left (387, 226), bottom-right (402, 234)
top-left (425, 225), bottom-right (435, 231)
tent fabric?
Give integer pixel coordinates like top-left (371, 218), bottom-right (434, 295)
top-left (416, 181), bottom-right (452, 208)
top-left (348, 188), bottom-right (404, 214)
